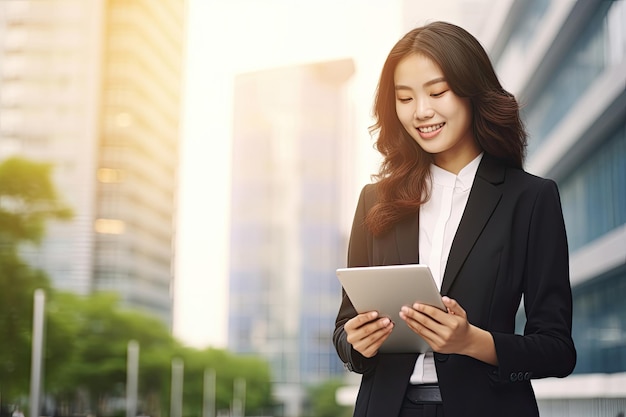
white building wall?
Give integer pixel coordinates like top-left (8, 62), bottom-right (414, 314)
top-left (0, 0), bottom-right (104, 294)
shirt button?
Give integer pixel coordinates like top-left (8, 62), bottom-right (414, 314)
top-left (524, 372), bottom-right (531, 380)
top-left (510, 373), bottom-right (517, 382)
top-left (517, 372), bottom-right (524, 381)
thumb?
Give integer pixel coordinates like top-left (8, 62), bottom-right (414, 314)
top-left (442, 296), bottom-right (466, 317)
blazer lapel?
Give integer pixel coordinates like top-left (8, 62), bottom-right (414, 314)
top-left (441, 155), bottom-right (505, 295)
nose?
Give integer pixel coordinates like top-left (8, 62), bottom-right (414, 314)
top-left (414, 97), bottom-right (434, 120)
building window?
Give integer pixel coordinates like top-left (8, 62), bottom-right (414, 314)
top-left (97, 167), bottom-right (125, 183)
top-left (495, 0), bottom-right (551, 69)
top-left (559, 123), bottom-right (626, 251)
top-left (524, 1), bottom-right (625, 153)
top-left (94, 218), bottom-right (126, 234)
top-left (572, 264), bottom-right (626, 374)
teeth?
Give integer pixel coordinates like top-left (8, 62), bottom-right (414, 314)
top-left (418, 123), bottom-right (444, 133)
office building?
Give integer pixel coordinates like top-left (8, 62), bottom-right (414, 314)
top-left (228, 59), bottom-right (355, 416)
top-left (0, 0), bottom-right (185, 326)
top-left (487, 0), bottom-right (626, 415)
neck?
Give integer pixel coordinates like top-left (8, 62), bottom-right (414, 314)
top-left (434, 146), bottom-right (482, 174)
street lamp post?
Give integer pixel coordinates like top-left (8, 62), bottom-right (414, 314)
top-left (126, 340), bottom-right (139, 417)
top-left (29, 290), bottom-right (45, 417)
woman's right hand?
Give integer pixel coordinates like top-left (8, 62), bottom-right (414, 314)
top-left (344, 311), bottom-right (394, 358)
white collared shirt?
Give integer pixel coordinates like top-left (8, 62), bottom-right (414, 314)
top-left (410, 152), bottom-right (483, 384)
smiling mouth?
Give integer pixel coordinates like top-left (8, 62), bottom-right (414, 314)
top-left (417, 122), bottom-right (445, 133)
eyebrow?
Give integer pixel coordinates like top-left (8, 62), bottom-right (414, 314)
top-left (424, 77), bottom-right (447, 87)
top-left (395, 77), bottom-right (447, 91)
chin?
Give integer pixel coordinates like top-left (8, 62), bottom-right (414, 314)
top-left (414, 141), bottom-right (446, 155)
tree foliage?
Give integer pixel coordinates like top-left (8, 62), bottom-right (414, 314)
top-left (4, 272), bottom-right (276, 417)
top-left (0, 252), bottom-right (51, 399)
top-left (0, 156), bottom-right (275, 416)
top-left (0, 157), bottom-right (70, 400)
top-left (177, 347), bottom-right (274, 416)
top-left (43, 292), bottom-right (177, 414)
top-left (42, 295), bottom-right (276, 417)
top-left (0, 156), bottom-right (72, 246)
top-left (305, 378), bottom-right (353, 417)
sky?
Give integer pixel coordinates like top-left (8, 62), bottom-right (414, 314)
top-left (172, 0), bottom-right (491, 349)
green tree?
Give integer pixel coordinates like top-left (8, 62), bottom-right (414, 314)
top-left (0, 253), bottom-right (51, 400)
top-left (0, 156), bottom-right (274, 417)
top-left (45, 292), bottom-right (177, 416)
top-left (43, 292), bottom-right (85, 407)
top-left (305, 378), bottom-right (353, 417)
top-left (0, 156), bottom-right (72, 402)
top-left (43, 293), bottom-right (275, 417)
top-left (0, 156), bottom-right (72, 246)
top-left (177, 348), bottom-right (274, 416)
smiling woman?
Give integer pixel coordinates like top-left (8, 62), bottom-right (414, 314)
top-left (394, 53), bottom-right (477, 174)
top-left (333, 21), bottom-right (575, 417)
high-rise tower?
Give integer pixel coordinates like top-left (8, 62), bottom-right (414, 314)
top-left (228, 59), bottom-right (355, 416)
top-left (0, 0), bottom-right (186, 326)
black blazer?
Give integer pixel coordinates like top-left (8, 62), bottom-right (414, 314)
top-left (334, 155), bottom-right (576, 417)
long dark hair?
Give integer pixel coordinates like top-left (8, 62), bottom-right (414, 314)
top-left (366, 21), bottom-right (527, 236)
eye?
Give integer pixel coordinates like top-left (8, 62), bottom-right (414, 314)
top-left (397, 97), bottom-right (412, 103)
top-left (431, 90), bottom-right (448, 98)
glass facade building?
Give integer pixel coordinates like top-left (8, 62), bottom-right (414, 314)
top-left (228, 59), bottom-right (355, 416)
top-left (490, 0), bottom-right (626, 414)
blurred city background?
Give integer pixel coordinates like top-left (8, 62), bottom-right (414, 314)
top-left (0, 0), bottom-right (624, 417)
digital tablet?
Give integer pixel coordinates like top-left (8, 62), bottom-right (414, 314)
top-left (336, 264), bottom-right (446, 353)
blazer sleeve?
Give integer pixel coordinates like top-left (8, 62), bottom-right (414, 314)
top-left (333, 184), bottom-right (379, 374)
top-left (491, 179), bottom-right (576, 383)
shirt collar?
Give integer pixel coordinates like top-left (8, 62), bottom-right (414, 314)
top-left (430, 152), bottom-right (484, 191)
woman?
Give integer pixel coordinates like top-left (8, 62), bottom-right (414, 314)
top-left (333, 21), bottom-right (576, 417)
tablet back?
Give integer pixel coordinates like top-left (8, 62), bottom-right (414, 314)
top-left (336, 264), bottom-right (445, 353)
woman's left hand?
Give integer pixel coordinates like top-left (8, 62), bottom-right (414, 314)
top-left (399, 296), bottom-right (498, 365)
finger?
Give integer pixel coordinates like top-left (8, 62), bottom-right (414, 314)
top-left (352, 319), bottom-right (394, 357)
top-left (410, 302), bottom-right (448, 324)
top-left (399, 307), bottom-right (437, 337)
top-left (360, 325), bottom-right (393, 357)
top-left (404, 304), bottom-right (459, 341)
top-left (442, 296), bottom-right (467, 318)
top-left (399, 307), bottom-right (442, 348)
top-left (415, 299), bottom-right (471, 350)
top-left (399, 305), bottom-right (421, 322)
top-left (345, 311), bottom-right (379, 331)
top-left (399, 305), bottom-right (433, 326)
top-left (346, 316), bottom-right (393, 345)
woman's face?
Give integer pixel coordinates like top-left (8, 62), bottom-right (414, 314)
top-left (394, 53), bottom-right (479, 173)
